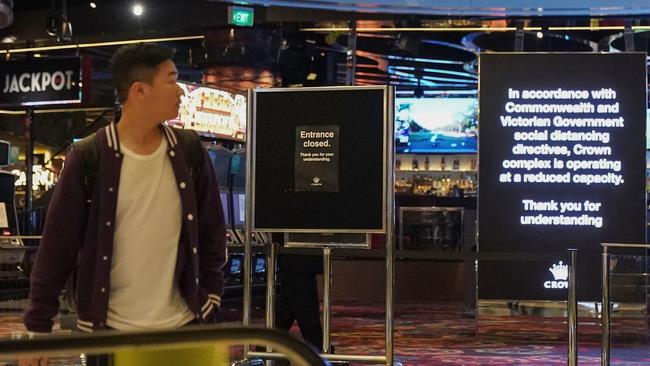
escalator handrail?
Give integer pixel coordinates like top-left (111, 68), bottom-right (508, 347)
top-left (0, 325), bottom-right (329, 366)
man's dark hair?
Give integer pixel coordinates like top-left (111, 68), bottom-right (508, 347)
top-left (110, 43), bottom-right (175, 103)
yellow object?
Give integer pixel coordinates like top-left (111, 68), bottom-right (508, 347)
top-left (113, 345), bottom-right (229, 366)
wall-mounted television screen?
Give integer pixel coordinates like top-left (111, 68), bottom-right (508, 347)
top-left (167, 81), bottom-right (246, 141)
top-left (395, 97), bottom-right (478, 153)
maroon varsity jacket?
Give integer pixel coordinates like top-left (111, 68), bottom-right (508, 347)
top-left (23, 122), bottom-right (227, 332)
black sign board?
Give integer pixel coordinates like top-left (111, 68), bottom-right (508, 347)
top-left (294, 125), bottom-right (340, 192)
top-left (285, 232), bottom-right (370, 248)
top-left (0, 57), bottom-right (82, 107)
top-left (252, 86), bottom-right (390, 232)
top-left (478, 53), bottom-right (646, 301)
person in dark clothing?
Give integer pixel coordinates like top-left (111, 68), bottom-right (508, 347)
top-left (271, 233), bottom-right (324, 352)
top-left (275, 252), bottom-right (324, 350)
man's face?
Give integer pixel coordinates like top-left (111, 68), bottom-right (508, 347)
top-left (141, 60), bottom-right (183, 123)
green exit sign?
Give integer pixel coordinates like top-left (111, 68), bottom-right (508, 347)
top-left (228, 6), bottom-right (254, 27)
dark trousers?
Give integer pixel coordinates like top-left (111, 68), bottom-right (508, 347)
top-left (275, 270), bottom-right (323, 350)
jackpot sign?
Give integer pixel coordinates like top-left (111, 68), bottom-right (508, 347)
top-left (0, 57), bottom-right (82, 106)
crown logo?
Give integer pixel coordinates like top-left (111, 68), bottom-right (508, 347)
top-left (313, 176), bottom-right (321, 183)
top-left (549, 261), bottom-right (568, 281)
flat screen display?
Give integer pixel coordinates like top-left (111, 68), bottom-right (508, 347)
top-left (254, 256), bottom-right (266, 273)
top-left (230, 256), bottom-right (242, 274)
top-left (167, 81), bottom-right (246, 141)
top-left (220, 192), bottom-right (230, 227)
top-left (395, 97), bottom-right (478, 153)
top-left (232, 192), bottom-right (246, 228)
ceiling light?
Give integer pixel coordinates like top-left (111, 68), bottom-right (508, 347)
top-left (132, 4), bottom-right (144, 16)
top-left (46, 15), bottom-right (59, 37)
top-left (90, 2), bottom-right (97, 8)
top-left (0, 35), bottom-right (204, 54)
top-left (536, 31), bottom-right (543, 39)
top-left (60, 19), bottom-right (73, 42)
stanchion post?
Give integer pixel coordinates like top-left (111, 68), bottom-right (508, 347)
top-left (323, 247), bottom-right (332, 354)
top-left (24, 108), bottom-right (34, 235)
top-left (601, 245), bottom-right (610, 366)
top-left (265, 242), bottom-right (278, 366)
top-left (567, 249), bottom-right (578, 366)
top-left (266, 242), bottom-right (277, 329)
top-left (244, 89), bottom-right (254, 327)
top-left (385, 86), bottom-right (395, 366)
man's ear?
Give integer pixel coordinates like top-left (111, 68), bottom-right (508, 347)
top-left (129, 81), bottom-right (147, 100)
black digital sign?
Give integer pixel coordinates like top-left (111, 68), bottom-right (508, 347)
top-left (478, 53), bottom-right (647, 301)
top-left (0, 57), bottom-right (82, 107)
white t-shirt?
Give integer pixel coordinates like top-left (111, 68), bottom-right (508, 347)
top-left (106, 137), bottom-right (194, 331)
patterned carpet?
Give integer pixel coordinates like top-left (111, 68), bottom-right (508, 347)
top-left (1, 301), bottom-right (650, 365)
top-left (324, 302), bottom-right (650, 365)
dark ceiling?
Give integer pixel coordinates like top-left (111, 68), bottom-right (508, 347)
top-left (0, 1), bottom-right (649, 153)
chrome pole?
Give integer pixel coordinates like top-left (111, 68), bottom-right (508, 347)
top-left (265, 242), bottom-right (277, 329)
top-left (265, 242), bottom-right (277, 366)
top-left (601, 245), bottom-right (610, 366)
top-left (323, 247), bottom-right (332, 354)
top-left (567, 249), bottom-right (578, 366)
top-left (385, 86), bottom-right (395, 366)
top-left (243, 90), bottom-right (254, 327)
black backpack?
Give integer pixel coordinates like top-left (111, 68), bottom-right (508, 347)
top-left (61, 127), bottom-right (204, 312)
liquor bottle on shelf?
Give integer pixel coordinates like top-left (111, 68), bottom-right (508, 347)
top-left (412, 159), bottom-right (419, 171)
top-left (395, 159), bottom-right (401, 170)
top-left (440, 157), bottom-right (446, 171)
top-left (424, 156), bottom-right (430, 171)
top-left (452, 158), bottom-right (460, 171)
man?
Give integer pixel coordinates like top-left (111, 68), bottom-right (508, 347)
top-left (23, 43), bottom-right (226, 339)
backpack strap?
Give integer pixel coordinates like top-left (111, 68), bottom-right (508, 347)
top-left (74, 127), bottom-right (204, 202)
top-left (72, 133), bottom-right (98, 206)
top-left (169, 127), bottom-right (204, 182)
